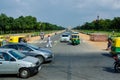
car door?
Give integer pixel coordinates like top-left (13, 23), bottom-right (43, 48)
top-left (0, 52), bottom-right (5, 73)
top-left (0, 52), bottom-right (18, 74)
top-left (17, 45), bottom-right (34, 56)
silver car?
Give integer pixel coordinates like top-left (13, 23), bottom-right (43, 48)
top-left (0, 48), bottom-right (41, 78)
top-left (1, 43), bottom-right (54, 63)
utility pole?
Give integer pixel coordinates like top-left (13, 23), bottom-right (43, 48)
top-left (97, 15), bottom-right (99, 21)
top-left (95, 15), bottom-right (99, 30)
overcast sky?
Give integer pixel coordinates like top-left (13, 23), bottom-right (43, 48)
top-left (0, 0), bottom-right (120, 27)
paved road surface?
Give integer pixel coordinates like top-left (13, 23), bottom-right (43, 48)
top-left (0, 32), bottom-right (120, 80)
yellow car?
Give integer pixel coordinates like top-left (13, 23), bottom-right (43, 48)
top-left (9, 35), bottom-right (27, 43)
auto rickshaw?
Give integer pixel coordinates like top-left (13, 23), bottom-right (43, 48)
top-left (9, 35), bottom-right (27, 43)
top-left (110, 37), bottom-right (120, 56)
top-left (70, 34), bottom-right (80, 45)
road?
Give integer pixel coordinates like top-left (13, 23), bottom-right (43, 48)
top-left (1, 32), bottom-right (120, 80)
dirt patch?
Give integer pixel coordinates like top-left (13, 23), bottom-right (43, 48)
top-left (79, 33), bottom-right (107, 50)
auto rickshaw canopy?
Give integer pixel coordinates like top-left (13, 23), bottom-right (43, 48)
top-left (112, 37), bottom-right (120, 47)
top-left (9, 35), bottom-right (26, 43)
top-left (111, 37), bottom-right (120, 55)
top-left (71, 34), bottom-right (79, 39)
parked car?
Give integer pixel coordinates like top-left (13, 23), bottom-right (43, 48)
top-left (0, 48), bottom-right (41, 78)
top-left (60, 33), bottom-right (71, 42)
top-left (1, 43), bottom-right (54, 63)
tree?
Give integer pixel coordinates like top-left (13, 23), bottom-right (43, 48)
top-left (0, 13), bottom-right (65, 34)
top-left (111, 17), bottom-right (120, 31)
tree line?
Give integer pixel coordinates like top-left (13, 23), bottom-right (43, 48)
top-left (74, 17), bottom-right (120, 31)
top-left (0, 13), bottom-right (65, 34)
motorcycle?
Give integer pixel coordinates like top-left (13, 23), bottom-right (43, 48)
top-left (113, 54), bottom-right (120, 72)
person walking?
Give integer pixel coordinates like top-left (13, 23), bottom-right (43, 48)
top-left (40, 32), bottom-right (44, 40)
top-left (106, 37), bottom-right (112, 50)
top-left (46, 35), bottom-right (52, 48)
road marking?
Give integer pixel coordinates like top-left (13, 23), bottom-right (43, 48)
top-left (82, 40), bottom-right (86, 43)
top-left (53, 41), bottom-right (58, 46)
top-left (29, 40), bottom-right (57, 44)
top-left (29, 40), bottom-right (86, 44)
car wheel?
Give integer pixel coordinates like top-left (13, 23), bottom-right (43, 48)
top-left (36, 56), bottom-right (44, 63)
top-left (19, 68), bottom-right (30, 78)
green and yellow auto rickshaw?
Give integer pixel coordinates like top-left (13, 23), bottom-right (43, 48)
top-left (111, 37), bottom-right (120, 56)
top-left (70, 34), bottom-right (80, 45)
top-left (9, 35), bottom-right (27, 43)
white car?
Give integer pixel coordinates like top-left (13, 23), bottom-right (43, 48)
top-left (0, 48), bottom-right (41, 78)
top-left (60, 34), bottom-right (71, 42)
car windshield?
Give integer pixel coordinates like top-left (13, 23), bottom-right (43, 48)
top-left (9, 50), bottom-right (26, 60)
top-left (72, 35), bottom-right (78, 38)
top-left (62, 35), bottom-right (69, 37)
top-left (73, 32), bottom-right (79, 34)
top-left (27, 44), bottom-right (39, 50)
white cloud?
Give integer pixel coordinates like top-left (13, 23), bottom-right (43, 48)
top-left (112, 0), bottom-right (120, 9)
top-left (1, 0), bottom-right (120, 27)
top-left (74, 0), bottom-right (120, 10)
top-left (95, 0), bottom-right (120, 10)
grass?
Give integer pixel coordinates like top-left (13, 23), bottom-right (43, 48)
top-left (0, 30), bottom-right (63, 38)
top-left (32, 30), bottom-right (61, 36)
top-left (76, 30), bottom-right (120, 38)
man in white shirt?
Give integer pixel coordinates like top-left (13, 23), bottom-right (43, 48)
top-left (46, 35), bottom-right (52, 48)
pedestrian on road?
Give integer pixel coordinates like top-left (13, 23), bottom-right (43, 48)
top-left (106, 37), bottom-right (112, 50)
top-left (46, 35), bottom-right (52, 48)
top-left (40, 32), bottom-right (44, 40)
